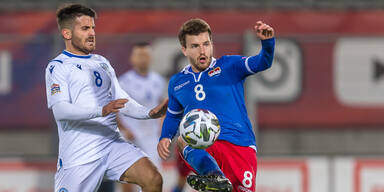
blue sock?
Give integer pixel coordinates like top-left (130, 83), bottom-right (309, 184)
top-left (182, 146), bottom-right (224, 176)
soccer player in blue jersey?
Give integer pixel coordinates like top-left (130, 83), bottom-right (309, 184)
top-left (157, 19), bottom-right (275, 192)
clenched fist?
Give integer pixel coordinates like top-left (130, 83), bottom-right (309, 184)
top-left (254, 21), bottom-right (274, 40)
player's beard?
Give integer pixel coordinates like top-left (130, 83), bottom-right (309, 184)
top-left (72, 35), bottom-right (96, 55)
top-left (189, 55), bottom-right (212, 72)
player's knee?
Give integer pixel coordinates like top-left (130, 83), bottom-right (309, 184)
top-left (152, 171), bottom-right (163, 188)
top-left (177, 136), bottom-right (187, 152)
top-left (143, 169), bottom-right (162, 191)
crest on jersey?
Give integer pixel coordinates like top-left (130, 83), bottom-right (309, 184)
top-left (51, 84), bottom-right (61, 95)
top-left (99, 63), bottom-right (109, 71)
top-left (208, 67), bottom-right (221, 77)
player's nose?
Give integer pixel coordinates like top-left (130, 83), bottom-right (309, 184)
top-left (89, 28), bottom-right (96, 36)
top-left (199, 45), bottom-right (206, 54)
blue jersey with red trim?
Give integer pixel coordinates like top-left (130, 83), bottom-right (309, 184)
top-left (160, 38), bottom-right (275, 147)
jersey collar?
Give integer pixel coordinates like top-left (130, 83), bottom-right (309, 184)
top-left (62, 50), bottom-right (92, 59)
top-left (182, 57), bottom-right (217, 83)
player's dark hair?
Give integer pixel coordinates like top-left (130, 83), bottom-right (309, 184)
top-left (178, 18), bottom-right (212, 48)
top-left (56, 3), bottom-right (96, 30)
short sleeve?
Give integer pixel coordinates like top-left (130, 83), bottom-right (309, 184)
top-left (45, 61), bottom-right (71, 109)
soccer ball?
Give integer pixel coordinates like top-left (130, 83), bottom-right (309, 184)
top-left (179, 109), bottom-right (220, 149)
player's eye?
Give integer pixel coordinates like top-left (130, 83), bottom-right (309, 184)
top-left (82, 26), bottom-right (92, 30)
top-left (191, 44), bottom-right (199, 48)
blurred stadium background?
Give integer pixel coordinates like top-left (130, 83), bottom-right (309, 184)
top-left (1, 0), bottom-right (384, 191)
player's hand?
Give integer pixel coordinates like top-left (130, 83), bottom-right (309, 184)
top-left (149, 98), bottom-right (168, 119)
top-left (254, 21), bottom-right (274, 40)
top-left (102, 99), bottom-right (128, 116)
top-left (157, 138), bottom-right (171, 160)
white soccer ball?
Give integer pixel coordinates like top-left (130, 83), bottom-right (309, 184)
top-left (179, 109), bottom-right (220, 149)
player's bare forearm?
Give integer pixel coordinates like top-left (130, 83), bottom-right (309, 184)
top-left (149, 98), bottom-right (168, 119)
top-left (254, 21), bottom-right (274, 40)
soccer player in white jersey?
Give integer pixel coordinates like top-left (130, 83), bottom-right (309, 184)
top-left (45, 4), bottom-right (167, 192)
top-left (117, 42), bottom-right (166, 192)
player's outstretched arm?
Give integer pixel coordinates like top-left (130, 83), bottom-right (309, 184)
top-left (52, 98), bottom-right (127, 121)
top-left (239, 21), bottom-right (275, 74)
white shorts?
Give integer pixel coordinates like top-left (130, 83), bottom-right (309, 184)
top-left (54, 139), bottom-right (147, 192)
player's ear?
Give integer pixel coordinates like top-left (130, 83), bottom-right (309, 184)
top-left (61, 28), bottom-right (72, 40)
top-left (181, 46), bottom-right (187, 56)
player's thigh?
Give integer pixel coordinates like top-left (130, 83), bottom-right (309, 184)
top-left (105, 139), bottom-right (160, 185)
top-left (54, 158), bottom-right (106, 192)
top-left (207, 141), bottom-right (257, 192)
top-left (120, 157), bottom-right (161, 185)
